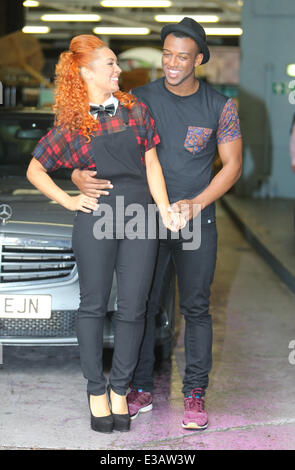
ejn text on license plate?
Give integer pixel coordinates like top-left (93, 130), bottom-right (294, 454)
top-left (0, 294), bottom-right (52, 319)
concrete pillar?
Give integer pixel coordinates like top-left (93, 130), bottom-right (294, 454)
top-left (236, 0), bottom-right (295, 198)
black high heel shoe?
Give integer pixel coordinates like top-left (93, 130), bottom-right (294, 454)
top-left (107, 386), bottom-right (130, 432)
top-left (87, 392), bottom-right (114, 434)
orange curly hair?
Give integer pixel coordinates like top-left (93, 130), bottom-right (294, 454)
top-left (53, 34), bottom-right (136, 139)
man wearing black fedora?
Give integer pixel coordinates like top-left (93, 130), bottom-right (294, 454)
top-left (72, 17), bottom-right (242, 430)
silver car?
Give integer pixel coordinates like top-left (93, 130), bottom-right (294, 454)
top-left (0, 108), bottom-right (175, 358)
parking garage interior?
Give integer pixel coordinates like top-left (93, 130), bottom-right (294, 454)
top-left (0, 0), bottom-right (294, 453)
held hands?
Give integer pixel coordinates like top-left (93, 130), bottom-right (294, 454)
top-left (160, 206), bottom-right (187, 232)
top-left (170, 199), bottom-right (202, 222)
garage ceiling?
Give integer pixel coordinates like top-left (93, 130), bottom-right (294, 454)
top-left (24, 0), bottom-right (243, 46)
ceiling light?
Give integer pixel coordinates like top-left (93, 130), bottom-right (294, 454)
top-left (286, 64), bottom-right (295, 77)
top-left (205, 27), bottom-right (243, 36)
top-left (23, 1), bottom-right (40, 6)
top-left (155, 15), bottom-right (220, 23)
top-left (93, 27), bottom-right (150, 35)
top-left (22, 26), bottom-right (50, 34)
top-left (41, 14), bottom-right (101, 22)
top-left (101, 1), bottom-right (172, 7)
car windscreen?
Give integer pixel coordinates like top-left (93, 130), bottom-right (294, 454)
top-left (0, 114), bottom-right (71, 179)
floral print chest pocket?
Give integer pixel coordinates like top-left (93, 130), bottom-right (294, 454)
top-left (184, 126), bottom-right (213, 155)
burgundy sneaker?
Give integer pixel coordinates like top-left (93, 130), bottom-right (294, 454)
top-left (182, 388), bottom-right (208, 430)
top-left (127, 388), bottom-right (153, 420)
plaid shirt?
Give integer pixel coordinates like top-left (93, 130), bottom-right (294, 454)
top-left (32, 101), bottom-right (160, 172)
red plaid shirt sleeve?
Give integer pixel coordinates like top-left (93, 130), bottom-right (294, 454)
top-left (32, 127), bottom-right (69, 172)
top-left (140, 102), bottom-right (161, 152)
top-left (31, 127), bottom-right (94, 172)
top-left (127, 102), bottom-right (160, 164)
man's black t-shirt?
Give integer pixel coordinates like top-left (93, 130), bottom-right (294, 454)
top-left (133, 78), bottom-right (241, 221)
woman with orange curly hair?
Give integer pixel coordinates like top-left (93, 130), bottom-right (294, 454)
top-left (27, 34), bottom-right (184, 434)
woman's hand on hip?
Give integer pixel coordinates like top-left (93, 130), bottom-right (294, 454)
top-left (65, 194), bottom-right (99, 213)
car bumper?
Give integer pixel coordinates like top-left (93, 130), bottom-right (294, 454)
top-left (0, 309), bottom-right (114, 347)
top-left (0, 310), bottom-right (173, 347)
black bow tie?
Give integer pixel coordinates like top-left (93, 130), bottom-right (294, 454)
top-left (90, 104), bottom-right (115, 116)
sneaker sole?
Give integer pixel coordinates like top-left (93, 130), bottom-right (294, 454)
top-left (130, 403), bottom-right (153, 421)
top-left (182, 421), bottom-right (208, 431)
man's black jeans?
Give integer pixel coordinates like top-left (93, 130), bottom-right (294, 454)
top-left (132, 219), bottom-right (218, 396)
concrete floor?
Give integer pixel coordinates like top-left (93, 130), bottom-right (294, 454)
top-left (0, 203), bottom-right (295, 450)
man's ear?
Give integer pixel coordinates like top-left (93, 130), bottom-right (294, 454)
top-left (194, 53), bottom-right (204, 68)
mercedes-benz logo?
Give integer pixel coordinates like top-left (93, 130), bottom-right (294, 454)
top-left (0, 204), bottom-right (12, 225)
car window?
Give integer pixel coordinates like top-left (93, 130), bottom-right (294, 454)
top-left (0, 114), bottom-right (71, 179)
top-left (0, 115), bottom-right (52, 175)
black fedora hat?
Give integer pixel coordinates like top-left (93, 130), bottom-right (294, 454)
top-left (161, 17), bottom-right (210, 64)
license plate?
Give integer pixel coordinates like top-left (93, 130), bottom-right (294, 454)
top-left (0, 294), bottom-right (52, 319)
